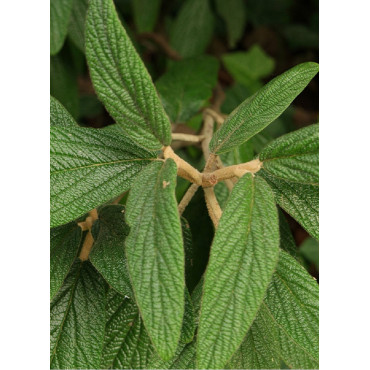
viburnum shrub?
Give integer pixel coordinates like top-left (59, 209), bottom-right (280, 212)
top-left (50, 0), bottom-right (319, 369)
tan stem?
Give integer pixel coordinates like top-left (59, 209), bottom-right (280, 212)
top-left (178, 183), bottom-right (199, 216)
top-left (201, 113), bottom-right (215, 161)
top-left (78, 209), bottom-right (99, 261)
top-left (172, 133), bottom-right (205, 143)
top-left (204, 187), bottom-right (222, 228)
top-left (203, 108), bottom-right (225, 126)
top-left (163, 146), bottom-right (202, 185)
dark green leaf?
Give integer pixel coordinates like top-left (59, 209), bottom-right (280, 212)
top-left (278, 208), bottom-right (298, 258)
top-left (125, 159), bottom-right (185, 360)
top-left (132, 0), bottom-right (162, 33)
top-left (50, 221), bottom-right (83, 300)
top-left (51, 53), bottom-right (79, 119)
top-left (264, 251), bottom-right (319, 368)
top-left (89, 205), bottom-right (132, 296)
top-left (85, 0), bottom-right (172, 150)
top-left (50, 96), bottom-right (77, 127)
top-left (156, 56), bottom-right (219, 123)
top-left (170, 0), bottom-right (215, 58)
top-left (68, 0), bottom-right (89, 52)
top-left (259, 169), bottom-right (319, 240)
top-left (260, 124), bottom-right (319, 184)
top-left (50, 125), bottom-right (156, 227)
top-left (50, 0), bottom-right (74, 55)
top-left (215, 0), bottom-right (247, 48)
top-left (210, 62), bottom-right (319, 154)
top-left (197, 174), bottom-right (280, 369)
top-left (299, 237), bottom-right (319, 269)
top-left (222, 44), bottom-right (275, 85)
top-left (50, 260), bottom-right (107, 369)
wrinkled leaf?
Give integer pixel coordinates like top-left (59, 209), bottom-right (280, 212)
top-left (260, 124), bottom-right (319, 184)
top-left (50, 96), bottom-right (77, 127)
top-left (50, 260), bottom-right (107, 369)
top-left (197, 173), bottom-right (280, 369)
top-left (210, 62), bottom-right (319, 154)
top-left (50, 124), bottom-right (156, 227)
top-left (86, 0), bottom-right (171, 150)
top-left (125, 159), bottom-right (185, 360)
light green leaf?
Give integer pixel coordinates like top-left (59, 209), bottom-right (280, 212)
top-left (132, 0), bottom-right (162, 33)
top-left (125, 159), bottom-right (185, 360)
top-left (259, 169), bottom-right (319, 240)
top-left (89, 205), bottom-right (132, 296)
top-left (226, 304), bottom-right (280, 369)
top-left (260, 124), bottom-right (319, 184)
top-left (50, 96), bottom-right (77, 127)
top-left (299, 237), bottom-right (319, 269)
top-left (85, 0), bottom-right (171, 150)
top-left (50, 125), bottom-right (156, 227)
top-left (210, 62), bottom-right (319, 154)
top-left (170, 0), bottom-right (214, 58)
top-left (68, 0), bottom-right (89, 52)
top-left (50, 260), bottom-right (107, 369)
top-left (51, 53), bottom-right (79, 119)
top-left (215, 0), bottom-right (246, 48)
top-left (264, 250), bottom-right (319, 368)
top-left (182, 288), bottom-right (195, 344)
top-left (197, 173), bottom-right (280, 369)
top-left (50, 221), bottom-right (83, 300)
top-left (156, 56), bottom-right (219, 123)
top-left (100, 289), bottom-right (155, 369)
top-left (222, 44), bottom-right (275, 85)
top-left (50, 0), bottom-right (74, 55)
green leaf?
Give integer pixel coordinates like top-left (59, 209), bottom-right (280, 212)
top-left (132, 0), bottom-right (162, 33)
top-left (181, 217), bottom-right (195, 291)
top-left (85, 0), bottom-right (171, 150)
top-left (222, 44), bottom-right (275, 85)
top-left (210, 62), bottom-right (319, 154)
top-left (299, 237), bottom-right (319, 269)
top-left (226, 304), bottom-right (280, 369)
top-left (50, 125), bottom-right (156, 227)
top-left (260, 124), bottom-right (319, 184)
top-left (50, 221), bottom-right (83, 300)
top-left (259, 169), bottom-right (319, 240)
top-left (125, 159), bottom-right (185, 360)
top-left (50, 260), bottom-right (107, 369)
top-left (156, 56), bottom-right (219, 123)
top-left (170, 0), bottom-right (215, 58)
top-left (278, 208), bottom-right (298, 258)
top-left (215, 0), bottom-right (247, 48)
top-left (264, 251), bottom-right (319, 368)
top-left (100, 289), bottom-right (155, 369)
top-left (89, 205), bottom-right (132, 296)
top-left (50, 0), bottom-right (74, 55)
top-left (68, 0), bottom-right (89, 52)
top-left (197, 173), bottom-right (280, 369)
top-left (182, 288), bottom-right (196, 344)
top-left (50, 96), bottom-right (77, 127)
top-left (51, 53), bottom-right (79, 119)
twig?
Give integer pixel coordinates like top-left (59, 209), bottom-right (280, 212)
top-left (78, 209), bottom-right (99, 261)
top-left (178, 183), bottom-right (199, 216)
top-left (204, 187), bottom-right (222, 228)
top-left (203, 108), bottom-right (225, 126)
top-left (172, 133), bottom-right (205, 143)
top-left (138, 32), bottom-right (182, 61)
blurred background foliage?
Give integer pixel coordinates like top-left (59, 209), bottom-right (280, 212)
top-left (51, 0), bottom-right (319, 284)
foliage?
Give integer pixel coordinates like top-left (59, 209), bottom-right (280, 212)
top-left (50, 0), bottom-right (319, 369)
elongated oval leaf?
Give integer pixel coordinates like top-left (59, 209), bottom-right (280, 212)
top-left (132, 0), bottom-right (162, 33)
top-left (85, 0), bottom-right (171, 150)
top-left (260, 123), bottom-right (319, 184)
top-left (50, 0), bottom-right (74, 55)
top-left (89, 205), bottom-right (132, 296)
top-left (210, 62), bottom-right (319, 154)
top-left (259, 169), bottom-right (319, 240)
top-left (50, 221), bottom-right (83, 300)
top-left (50, 96), bottom-right (77, 127)
top-left (125, 159), bottom-right (185, 360)
top-left (170, 0), bottom-right (214, 58)
top-left (156, 56), bottom-right (219, 123)
top-left (50, 125), bottom-right (156, 227)
top-left (264, 250), bottom-right (319, 368)
top-left (50, 260), bottom-right (107, 369)
top-left (68, 0), bottom-right (89, 52)
top-left (197, 173), bottom-right (280, 369)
